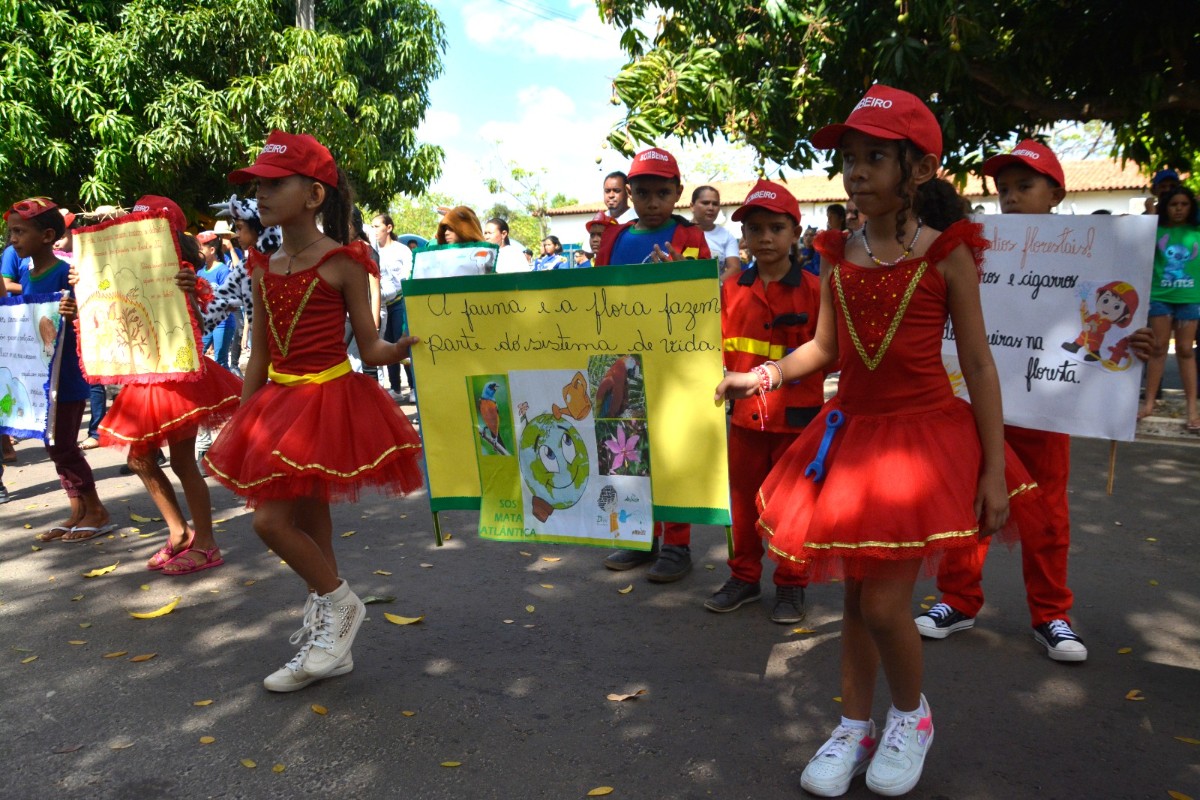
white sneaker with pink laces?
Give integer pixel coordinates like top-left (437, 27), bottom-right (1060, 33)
top-left (800, 720), bottom-right (878, 797)
top-left (865, 694), bottom-right (934, 796)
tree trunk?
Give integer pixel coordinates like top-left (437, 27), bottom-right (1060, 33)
top-left (296, 0), bottom-right (315, 30)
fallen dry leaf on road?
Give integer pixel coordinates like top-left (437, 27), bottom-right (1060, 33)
top-left (540, 584), bottom-right (554, 589)
top-left (526, 605), bottom-right (535, 613)
top-left (1174, 737), bottom-right (1200, 745)
top-left (130, 513), bottom-right (152, 523)
top-left (241, 759), bottom-right (257, 769)
top-left (103, 651), bottom-right (127, 659)
top-left (617, 585), bottom-right (633, 594)
top-left (110, 741), bottom-right (134, 750)
top-left (1167, 792), bottom-right (1194, 800)
top-left (129, 653), bottom-right (157, 663)
top-left (919, 604), bottom-right (931, 610)
top-left (341, 530), bottom-right (356, 538)
top-left (272, 764), bottom-right (286, 773)
top-left (791, 628), bottom-right (817, 635)
top-left (193, 700), bottom-right (213, 707)
top-left (519, 551), bottom-right (531, 557)
top-left (68, 641), bottom-right (86, 646)
top-left (1150, 579), bottom-right (1159, 586)
top-left (244, 580), bottom-right (256, 586)
top-left (401, 711), bottom-right (416, 717)
top-left (129, 596), bottom-right (181, 619)
top-left (82, 562), bottom-right (119, 578)
top-left (311, 704), bottom-right (328, 715)
top-left (374, 570), bottom-right (392, 576)
top-left (78, 623), bottom-right (91, 629)
top-left (199, 736), bottom-right (215, 744)
top-left (53, 744), bottom-right (83, 754)
top-left (1125, 689), bottom-right (1145, 701)
top-left (606, 690), bottom-right (647, 702)
top-left (833, 696), bottom-right (843, 703)
top-left (542, 557), bottom-right (561, 562)
top-left (361, 595), bottom-right (396, 605)
top-left (503, 619), bottom-right (514, 624)
top-left (1117, 647), bottom-right (1132, 655)
top-left (587, 788), bottom-right (614, 797)
top-left (1146, 537), bottom-right (1157, 542)
top-left (440, 761), bottom-right (461, 768)
top-left (21, 656), bottom-right (37, 664)
top-left (420, 563), bottom-right (433, 568)
top-left (384, 613), bottom-right (423, 625)
top-left (31, 545), bottom-right (41, 552)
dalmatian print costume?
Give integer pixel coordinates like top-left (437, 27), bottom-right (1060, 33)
top-left (201, 195), bottom-right (281, 335)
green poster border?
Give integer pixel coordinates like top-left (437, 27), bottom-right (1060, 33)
top-left (429, 495), bottom-right (730, 527)
top-left (402, 259), bottom-right (719, 296)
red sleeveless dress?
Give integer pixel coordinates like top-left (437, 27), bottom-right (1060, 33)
top-left (203, 242), bottom-right (423, 506)
top-left (97, 273), bottom-right (242, 454)
top-left (757, 221), bottom-right (1038, 582)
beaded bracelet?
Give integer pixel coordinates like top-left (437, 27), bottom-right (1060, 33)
top-left (749, 365), bottom-right (772, 430)
top-left (762, 360), bottom-right (783, 391)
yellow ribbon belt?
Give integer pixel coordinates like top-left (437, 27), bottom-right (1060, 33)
top-left (268, 359), bottom-right (352, 386)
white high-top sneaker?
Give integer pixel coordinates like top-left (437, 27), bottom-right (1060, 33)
top-left (299, 580), bottom-right (365, 679)
top-left (263, 591), bottom-right (354, 693)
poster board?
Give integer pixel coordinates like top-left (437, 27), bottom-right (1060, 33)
top-left (411, 242), bottom-right (499, 280)
top-left (403, 260), bottom-right (731, 548)
top-left (72, 213), bottom-right (202, 383)
top-left (944, 214), bottom-right (1157, 441)
top-left (0, 293), bottom-right (64, 440)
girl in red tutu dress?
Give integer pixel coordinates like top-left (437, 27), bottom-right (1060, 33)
top-left (204, 131), bottom-right (424, 693)
top-left (92, 195), bottom-right (242, 576)
top-left (716, 87), bottom-right (1037, 797)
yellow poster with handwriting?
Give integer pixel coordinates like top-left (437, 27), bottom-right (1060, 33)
top-left (73, 214), bottom-right (202, 383)
top-left (403, 261), bottom-right (731, 536)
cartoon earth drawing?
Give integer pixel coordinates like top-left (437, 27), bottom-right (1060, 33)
top-left (518, 413), bottom-right (590, 522)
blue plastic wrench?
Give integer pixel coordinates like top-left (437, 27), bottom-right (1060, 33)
top-left (804, 409), bottom-right (845, 482)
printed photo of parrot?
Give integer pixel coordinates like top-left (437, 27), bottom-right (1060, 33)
top-left (594, 356), bottom-right (639, 418)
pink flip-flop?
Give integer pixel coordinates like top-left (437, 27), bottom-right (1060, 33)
top-left (160, 546), bottom-right (224, 576)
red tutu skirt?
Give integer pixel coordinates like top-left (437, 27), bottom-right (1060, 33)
top-left (203, 372), bottom-right (424, 506)
top-left (98, 358), bottom-right (242, 455)
top-left (757, 397), bottom-right (1038, 582)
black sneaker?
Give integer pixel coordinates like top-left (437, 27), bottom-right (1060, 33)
top-left (704, 578), bottom-right (761, 613)
top-left (646, 544), bottom-right (692, 583)
top-left (914, 602), bottom-right (975, 639)
top-left (770, 585), bottom-right (806, 624)
top-left (1033, 619), bottom-right (1088, 662)
top-left (603, 540), bottom-right (658, 571)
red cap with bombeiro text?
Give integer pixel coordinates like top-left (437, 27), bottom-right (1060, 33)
top-left (982, 139), bottom-right (1066, 189)
top-left (627, 147), bottom-right (681, 180)
top-left (228, 130), bottom-right (339, 186)
top-left (731, 179), bottom-right (801, 225)
top-left (811, 85), bottom-right (943, 161)
top-left (132, 195), bottom-right (187, 233)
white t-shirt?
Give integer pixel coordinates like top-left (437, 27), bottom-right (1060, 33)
top-left (495, 244), bottom-right (529, 274)
top-left (703, 226), bottom-right (740, 264)
top-left (377, 241), bottom-right (413, 304)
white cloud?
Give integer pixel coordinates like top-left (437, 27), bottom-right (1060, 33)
top-left (462, 0), bottom-right (624, 62)
top-left (417, 109), bottom-right (462, 142)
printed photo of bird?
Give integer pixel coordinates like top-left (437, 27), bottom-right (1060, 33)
top-left (594, 356), bottom-right (640, 419)
top-left (477, 380), bottom-right (509, 456)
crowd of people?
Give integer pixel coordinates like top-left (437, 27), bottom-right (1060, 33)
top-left (1, 84), bottom-right (1193, 797)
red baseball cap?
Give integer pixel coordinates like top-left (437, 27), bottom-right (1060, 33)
top-left (731, 179), bottom-right (801, 225)
top-left (982, 139), bottom-right (1065, 188)
top-left (4, 196), bottom-right (58, 223)
top-left (586, 210), bottom-right (616, 232)
top-left (627, 147), bottom-right (680, 181)
top-left (132, 194), bottom-right (187, 233)
top-left (811, 85), bottom-right (943, 160)
top-left (196, 230), bottom-right (219, 245)
top-left (228, 130), bottom-right (339, 186)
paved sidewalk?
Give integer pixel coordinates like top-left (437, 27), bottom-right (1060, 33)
top-left (1, 422), bottom-right (1198, 799)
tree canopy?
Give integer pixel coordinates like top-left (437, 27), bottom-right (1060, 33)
top-left (0, 0), bottom-right (446, 215)
top-left (598, 1), bottom-right (1200, 177)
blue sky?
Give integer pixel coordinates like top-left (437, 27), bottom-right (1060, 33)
top-left (419, 0), bottom-right (634, 208)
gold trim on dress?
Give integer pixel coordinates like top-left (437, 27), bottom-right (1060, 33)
top-left (263, 276), bottom-right (320, 359)
top-left (833, 260), bottom-right (928, 371)
top-left (274, 442), bottom-right (422, 478)
top-left (98, 398), bottom-right (238, 444)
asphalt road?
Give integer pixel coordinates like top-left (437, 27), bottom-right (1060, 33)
top-left (1, 411), bottom-right (1198, 800)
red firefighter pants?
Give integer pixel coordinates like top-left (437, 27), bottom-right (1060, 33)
top-left (727, 425), bottom-right (808, 586)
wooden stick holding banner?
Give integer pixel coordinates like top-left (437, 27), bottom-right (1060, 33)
top-left (1107, 440), bottom-right (1117, 495)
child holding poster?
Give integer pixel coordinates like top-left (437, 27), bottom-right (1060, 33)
top-left (1140, 185), bottom-right (1200, 429)
top-left (4, 198), bottom-right (115, 540)
top-left (704, 180), bottom-right (821, 624)
top-left (916, 142), bottom-right (1155, 663)
top-left (716, 86), bottom-right (1038, 796)
top-left (203, 131), bottom-right (424, 692)
top-left (595, 146), bottom-right (711, 582)
top-left (86, 195), bottom-right (242, 572)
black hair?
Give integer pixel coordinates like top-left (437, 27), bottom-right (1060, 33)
top-left (1158, 186), bottom-right (1200, 226)
top-left (691, 185), bottom-right (719, 203)
top-left (26, 207), bottom-right (66, 240)
top-left (543, 234), bottom-right (562, 252)
top-left (177, 232), bottom-right (203, 270)
top-left (319, 167), bottom-right (354, 245)
top-left (892, 141), bottom-right (965, 245)
top-left (372, 212), bottom-right (398, 241)
top-left (605, 171), bottom-right (628, 184)
top-left (486, 217), bottom-right (511, 246)
top-left (351, 206), bottom-right (369, 243)
top-left (826, 204), bottom-right (847, 230)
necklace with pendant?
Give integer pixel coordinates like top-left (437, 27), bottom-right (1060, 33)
top-left (279, 235), bottom-right (327, 275)
top-left (861, 221), bottom-right (922, 267)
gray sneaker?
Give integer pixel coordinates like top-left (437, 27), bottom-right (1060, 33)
top-left (603, 539), bottom-right (658, 571)
top-left (646, 544), bottom-right (692, 583)
top-left (770, 585), bottom-right (806, 624)
top-left (704, 577), bottom-right (761, 612)
top-left (0, 483), bottom-right (9, 504)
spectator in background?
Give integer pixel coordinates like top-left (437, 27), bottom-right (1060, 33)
top-left (845, 197), bottom-right (864, 232)
top-left (484, 218), bottom-right (529, 273)
top-left (372, 213), bottom-right (416, 401)
top-left (690, 185), bottom-right (741, 282)
top-left (573, 250), bottom-right (592, 268)
top-left (1145, 169), bottom-right (1181, 214)
top-left (826, 203), bottom-right (847, 232)
top-left (533, 235), bottom-right (568, 270)
top-left (798, 226), bottom-right (820, 276)
top-left (603, 171), bottom-right (635, 223)
top-left (436, 206), bottom-right (485, 244)
top-left (586, 211), bottom-right (614, 255)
